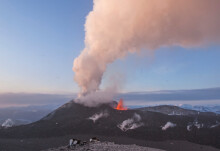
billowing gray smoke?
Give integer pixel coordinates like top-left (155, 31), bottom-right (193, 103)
top-left (73, 0), bottom-right (220, 103)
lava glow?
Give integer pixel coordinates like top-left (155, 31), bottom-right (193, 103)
top-left (115, 99), bottom-right (127, 110)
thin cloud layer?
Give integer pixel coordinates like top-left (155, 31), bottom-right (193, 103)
top-left (119, 87), bottom-right (220, 101)
top-left (0, 93), bottom-right (75, 108)
top-left (0, 88), bottom-right (220, 108)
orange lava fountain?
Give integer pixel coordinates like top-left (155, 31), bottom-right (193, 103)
top-left (115, 99), bottom-right (127, 110)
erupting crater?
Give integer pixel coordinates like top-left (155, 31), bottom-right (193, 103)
top-left (115, 99), bottom-right (127, 110)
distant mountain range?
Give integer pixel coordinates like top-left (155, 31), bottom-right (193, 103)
top-left (137, 105), bottom-right (219, 116)
top-left (1, 103), bottom-right (219, 128)
top-left (0, 105), bottom-right (59, 126)
top-left (129, 104), bottom-right (220, 114)
top-left (137, 105), bottom-right (201, 116)
top-left (179, 104), bottom-right (220, 114)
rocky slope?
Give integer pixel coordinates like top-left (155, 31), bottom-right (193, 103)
top-left (0, 100), bottom-right (220, 149)
top-left (44, 142), bottom-right (165, 151)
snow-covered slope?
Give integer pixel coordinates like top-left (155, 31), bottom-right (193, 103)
top-left (180, 104), bottom-right (220, 114)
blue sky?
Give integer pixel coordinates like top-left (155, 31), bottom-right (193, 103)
top-left (0, 0), bottom-right (220, 95)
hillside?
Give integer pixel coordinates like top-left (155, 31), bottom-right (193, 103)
top-left (0, 100), bottom-right (220, 149)
top-left (136, 105), bottom-right (216, 116)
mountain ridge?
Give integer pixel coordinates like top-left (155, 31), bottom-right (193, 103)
top-left (0, 100), bottom-right (220, 149)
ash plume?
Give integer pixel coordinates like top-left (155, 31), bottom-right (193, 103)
top-left (73, 0), bottom-right (220, 101)
top-left (74, 85), bottom-right (117, 107)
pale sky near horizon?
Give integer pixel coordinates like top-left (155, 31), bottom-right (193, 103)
top-left (1, 0), bottom-right (220, 94)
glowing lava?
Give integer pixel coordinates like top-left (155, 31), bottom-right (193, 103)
top-left (115, 99), bottom-right (127, 110)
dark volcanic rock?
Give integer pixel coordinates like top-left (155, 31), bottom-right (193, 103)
top-left (0, 100), bottom-right (220, 149)
top-left (44, 141), bottom-right (165, 151)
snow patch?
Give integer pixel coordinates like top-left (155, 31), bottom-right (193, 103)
top-left (168, 111), bottom-right (182, 116)
top-left (180, 104), bottom-right (220, 114)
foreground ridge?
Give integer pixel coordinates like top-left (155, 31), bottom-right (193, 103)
top-left (44, 141), bottom-right (165, 151)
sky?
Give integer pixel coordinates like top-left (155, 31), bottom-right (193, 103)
top-left (0, 0), bottom-right (93, 94)
top-left (0, 0), bottom-right (220, 107)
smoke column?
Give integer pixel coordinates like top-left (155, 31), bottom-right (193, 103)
top-left (73, 0), bottom-right (220, 98)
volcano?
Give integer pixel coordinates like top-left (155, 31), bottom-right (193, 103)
top-left (0, 100), bottom-right (220, 149)
top-left (114, 99), bottom-right (127, 110)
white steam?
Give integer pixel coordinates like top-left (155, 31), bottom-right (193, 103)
top-left (187, 124), bottom-right (193, 131)
top-left (88, 111), bottom-right (109, 123)
top-left (118, 113), bottom-right (144, 131)
top-left (210, 122), bottom-right (220, 129)
top-left (2, 119), bottom-right (14, 128)
top-left (162, 122), bottom-right (176, 130)
top-left (73, 0), bottom-right (220, 102)
top-left (75, 86), bottom-right (117, 107)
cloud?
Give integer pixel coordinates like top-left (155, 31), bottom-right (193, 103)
top-left (0, 93), bottom-right (76, 108)
top-left (118, 87), bottom-right (220, 102)
top-left (0, 87), bottom-right (219, 108)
